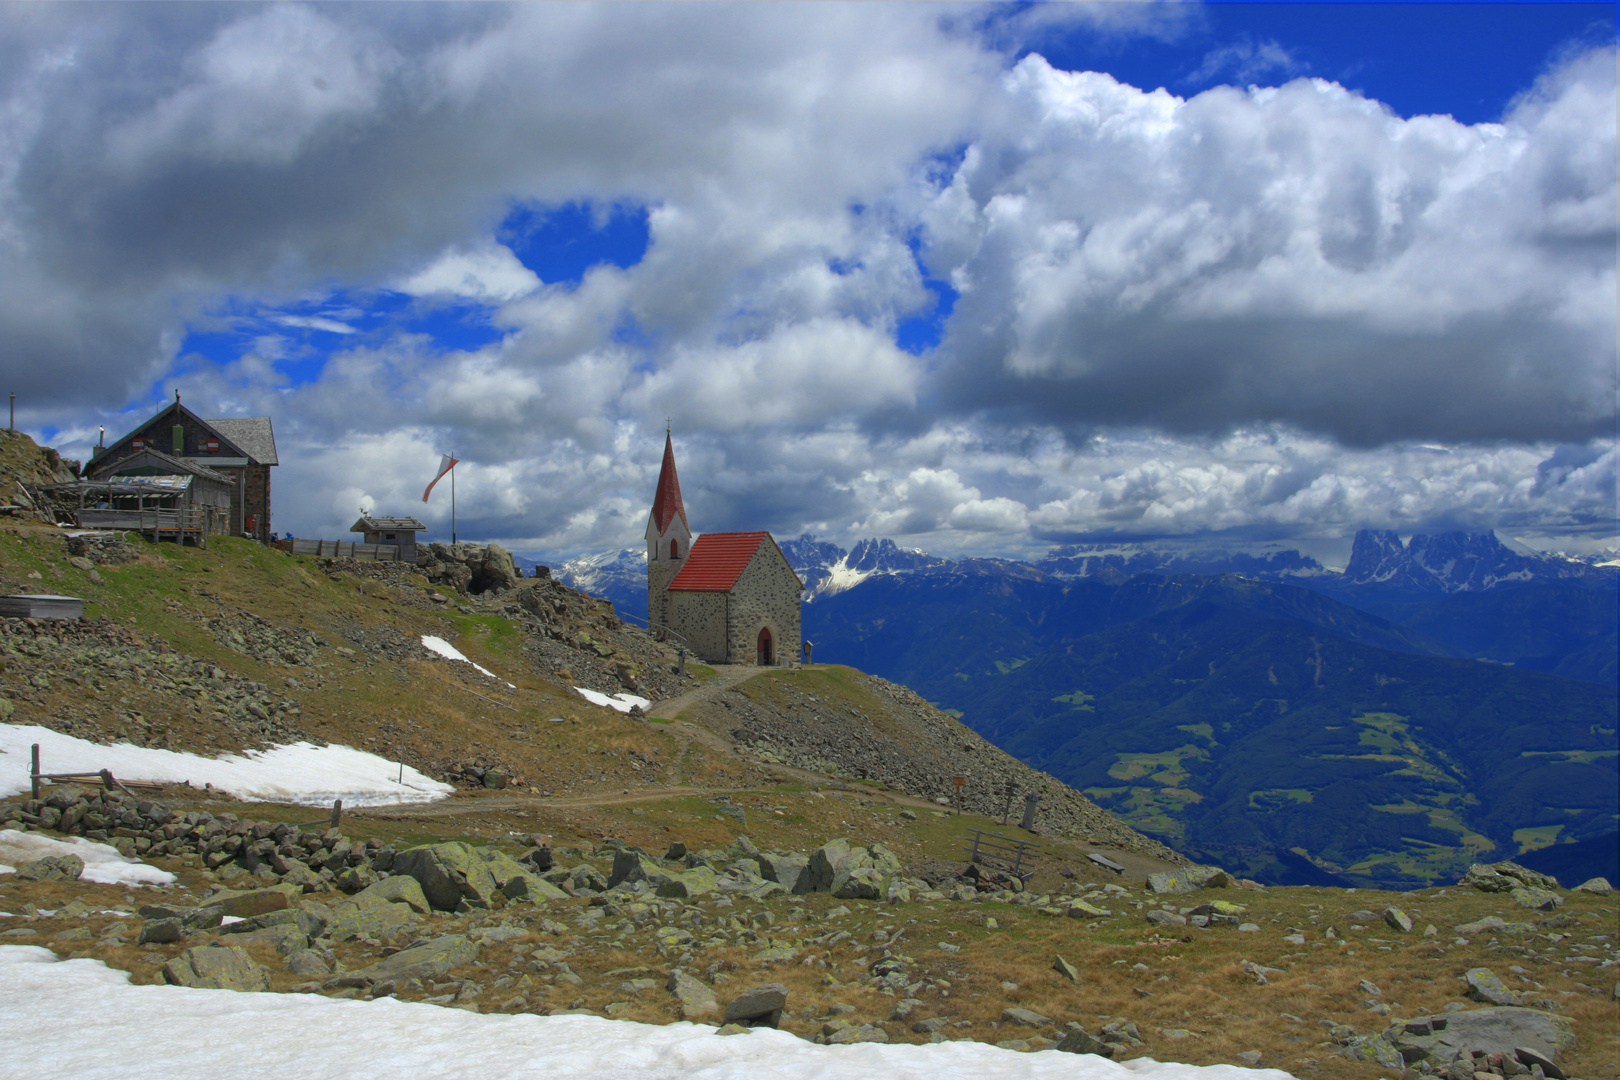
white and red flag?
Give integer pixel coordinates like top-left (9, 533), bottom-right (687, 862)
top-left (422, 453), bottom-right (459, 502)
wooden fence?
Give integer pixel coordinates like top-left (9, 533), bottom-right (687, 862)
top-left (964, 828), bottom-right (1042, 880)
top-left (277, 538), bottom-right (403, 561)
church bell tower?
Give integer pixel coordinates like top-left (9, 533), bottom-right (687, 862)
top-left (645, 430), bottom-right (691, 636)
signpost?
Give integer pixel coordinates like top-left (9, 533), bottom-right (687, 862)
top-left (952, 775), bottom-right (966, 815)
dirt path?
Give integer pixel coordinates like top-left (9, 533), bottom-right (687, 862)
top-left (645, 663), bottom-right (762, 720)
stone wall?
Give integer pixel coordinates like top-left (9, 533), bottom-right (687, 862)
top-left (726, 541), bottom-right (801, 666)
top-left (669, 590), bottom-right (728, 662)
top-left (244, 463), bottom-right (271, 542)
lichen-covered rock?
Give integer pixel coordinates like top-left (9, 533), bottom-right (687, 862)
top-left (723, 982), bottom-right (788, 1028)
top-left (804, 839), bottom-right (855, 893)
top-left (162, 943), bottom-right (271, 992)
top-left (1146, 866), bottom-right (1231, 895)
top-left (1511, 886), bottom-right (1561, 911)
top-left (831, 866), bottom-right (884, 901)
top-left (756, 852), bottom-right (809, 893)
top-left (655, 865), bottom-right (718, 899)
top-left (352, 874), bottom-right (432, 915)
top-left (14, 855), bottom-right (84, 881)
top-left (391, 842), bottom-right (501, 911)
top-left (346, 935), bottom-right (479, 984)
top-left (1461, 861), bottom-right (1559, 893)
top-left (325, 890), bottom-right (421, 942)
top-left (1386, 1008), bottom-right (1575, 1066)
top-left (667, 969), bottom-right (720, 1020)
top-left (1465, 967), bottom-right (1524, 1006)
top-left (1573, 877), bottom-right (1612, 894)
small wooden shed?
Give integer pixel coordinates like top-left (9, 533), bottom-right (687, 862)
top-left (350, 516), bottom-right (426, 563)
top-left (0, 594), bottom-right (84, 620)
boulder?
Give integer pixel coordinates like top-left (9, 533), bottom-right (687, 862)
top-left (1053, 955), bottom-right (1080, 983)
top-left (325, 890), bottom-right (420, 942)
top-left (1386, 1008), bottom-right (1576, 1067)
top-left (209, 886), bottom-right (295, 919)
top-left (162, 944), bottom-right (271, 992)
top-left (1002, 1007), bottom-right (1053, 1027)
top-left (391, 842), bottom-right (502, 911)
top-left (14, 855), bottom-right (84, 882)
top-left (756, 852), bottom-right (810, 894)
top-left (656, 866), bottom-right (718, 899)
top-left (478, 850), bottom-right (569, 903)
top-left (1466, 968), bottom-right (1525, 1006)
top-left (353, 874), bottom-right (433, 915)
top-left (608, 849), bottom-right (676, 890)
top-left (804, 840), bottom-right (855, 893)
top-left (1455, 916), bottom-right (1507, 936)
top-left (1056, 1027), bottom-right (1113, 1057)
top-left (1461, 861), bottom-right (1560, 894)
top-left (1384, 906), bottom-right (1414, 933)
top-left (1146, 866), bottom-right (1230, 895)
top-left (1573, 877), bottom-right (1612, 894)
top-left (723, 983), bottom-right (788, 1028)
top-left (1145, 909), bottom-right (1187, 926)
top-left (826, 1024), bottom-right (888, 1044)
top-left (346, 935), bottom-right (479, 984)
top-left (666, 969), bottom-right (720, 1021)
top-left (831, 866), bottom-right (884, 901)
top-left (1511, 886), bottom-right (1561, 911)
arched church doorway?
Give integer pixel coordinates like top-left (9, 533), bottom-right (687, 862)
top-left (756, 627), bottom-right (774, 666)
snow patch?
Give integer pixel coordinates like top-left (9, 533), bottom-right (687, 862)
top-left (421, 635), bottom-right (517, 688)
top-left (0, 945), bottom-right (1289, 1079)
top-left (574, 687), bottom-right (652, 713)
top-left (821, 556), bottom-right (872, 596)
top-left (0, 830), bottom-right (175, 886)
top-left (1, 724), bottom-right (453, 807)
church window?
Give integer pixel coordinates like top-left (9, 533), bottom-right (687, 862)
top-left (670, 539), bottom-right (680, 560)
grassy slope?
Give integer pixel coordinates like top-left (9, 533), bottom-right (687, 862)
top-left (1, 514), bottom-right (1616, 1080)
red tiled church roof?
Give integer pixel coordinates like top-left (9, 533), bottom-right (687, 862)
top-left (650, 433), bottom-right (688, 536)
top-left (668, 532), bottom-right (772, 592)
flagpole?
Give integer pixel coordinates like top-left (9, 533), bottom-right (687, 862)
top-left (450, 451), bottom-right (457, 545)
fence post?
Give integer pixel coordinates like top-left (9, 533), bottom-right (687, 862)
top-left (30, 743), bottom-right (40, 800)
top-left (1000, 778), bottom-right (1017, 826)
top-left (330, 799), bottom-right (343, 830)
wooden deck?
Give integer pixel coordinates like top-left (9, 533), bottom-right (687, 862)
top-left (73, 507), bottom-right (215, 547)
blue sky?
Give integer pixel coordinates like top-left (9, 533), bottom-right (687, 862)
top-left (167, 2), bottom-right (1611, 398)
top-left (5, 3), bottom-right (1615, 561)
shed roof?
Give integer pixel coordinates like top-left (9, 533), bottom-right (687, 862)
top-left (352, 516), bottom-right (426, 533)
top-left (667, 531), bottom-right (774, 592)
top-left (206, 417), bottom-right (278, 465)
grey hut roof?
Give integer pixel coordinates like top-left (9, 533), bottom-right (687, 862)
top-left (206, 417), bottom-right (278, 465)
top-left (351, 516), bottom-right (427, 533)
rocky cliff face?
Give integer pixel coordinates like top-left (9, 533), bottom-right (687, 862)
top-left (1342, 529), bottom-right (1608, 593)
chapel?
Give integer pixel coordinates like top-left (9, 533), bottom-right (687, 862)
top-left (645, 433), bottom-right (802, 666)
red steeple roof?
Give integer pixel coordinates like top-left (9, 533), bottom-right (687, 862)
top-left (668, 532), bottom-right (771, 592)
top-left (651, 432), bottom-right (687, 536)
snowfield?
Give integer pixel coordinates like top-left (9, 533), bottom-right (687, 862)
top-left (0, 829), bottom-right (175, 886)
top-left (0, 724), bottom-right (453, 807)
top-left (574, 687), bottom-right (652, 713)
top-left (0, 945), bottom-right (1288, 1080)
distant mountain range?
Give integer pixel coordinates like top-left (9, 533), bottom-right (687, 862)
top-left (552, 529), bottom-right (1617, 887)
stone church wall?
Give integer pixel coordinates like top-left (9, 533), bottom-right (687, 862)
top-left (669, 590), bottom-right (729, 662)
top-left (726, 543), bottom-right (802, 665)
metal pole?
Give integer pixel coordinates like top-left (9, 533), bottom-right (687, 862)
top-left (8, 392), bottom-right (13, 431)
top-left (30, 744), bottom-right (40, 800)
top-left (450, 456), bottom-right (456, 545)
